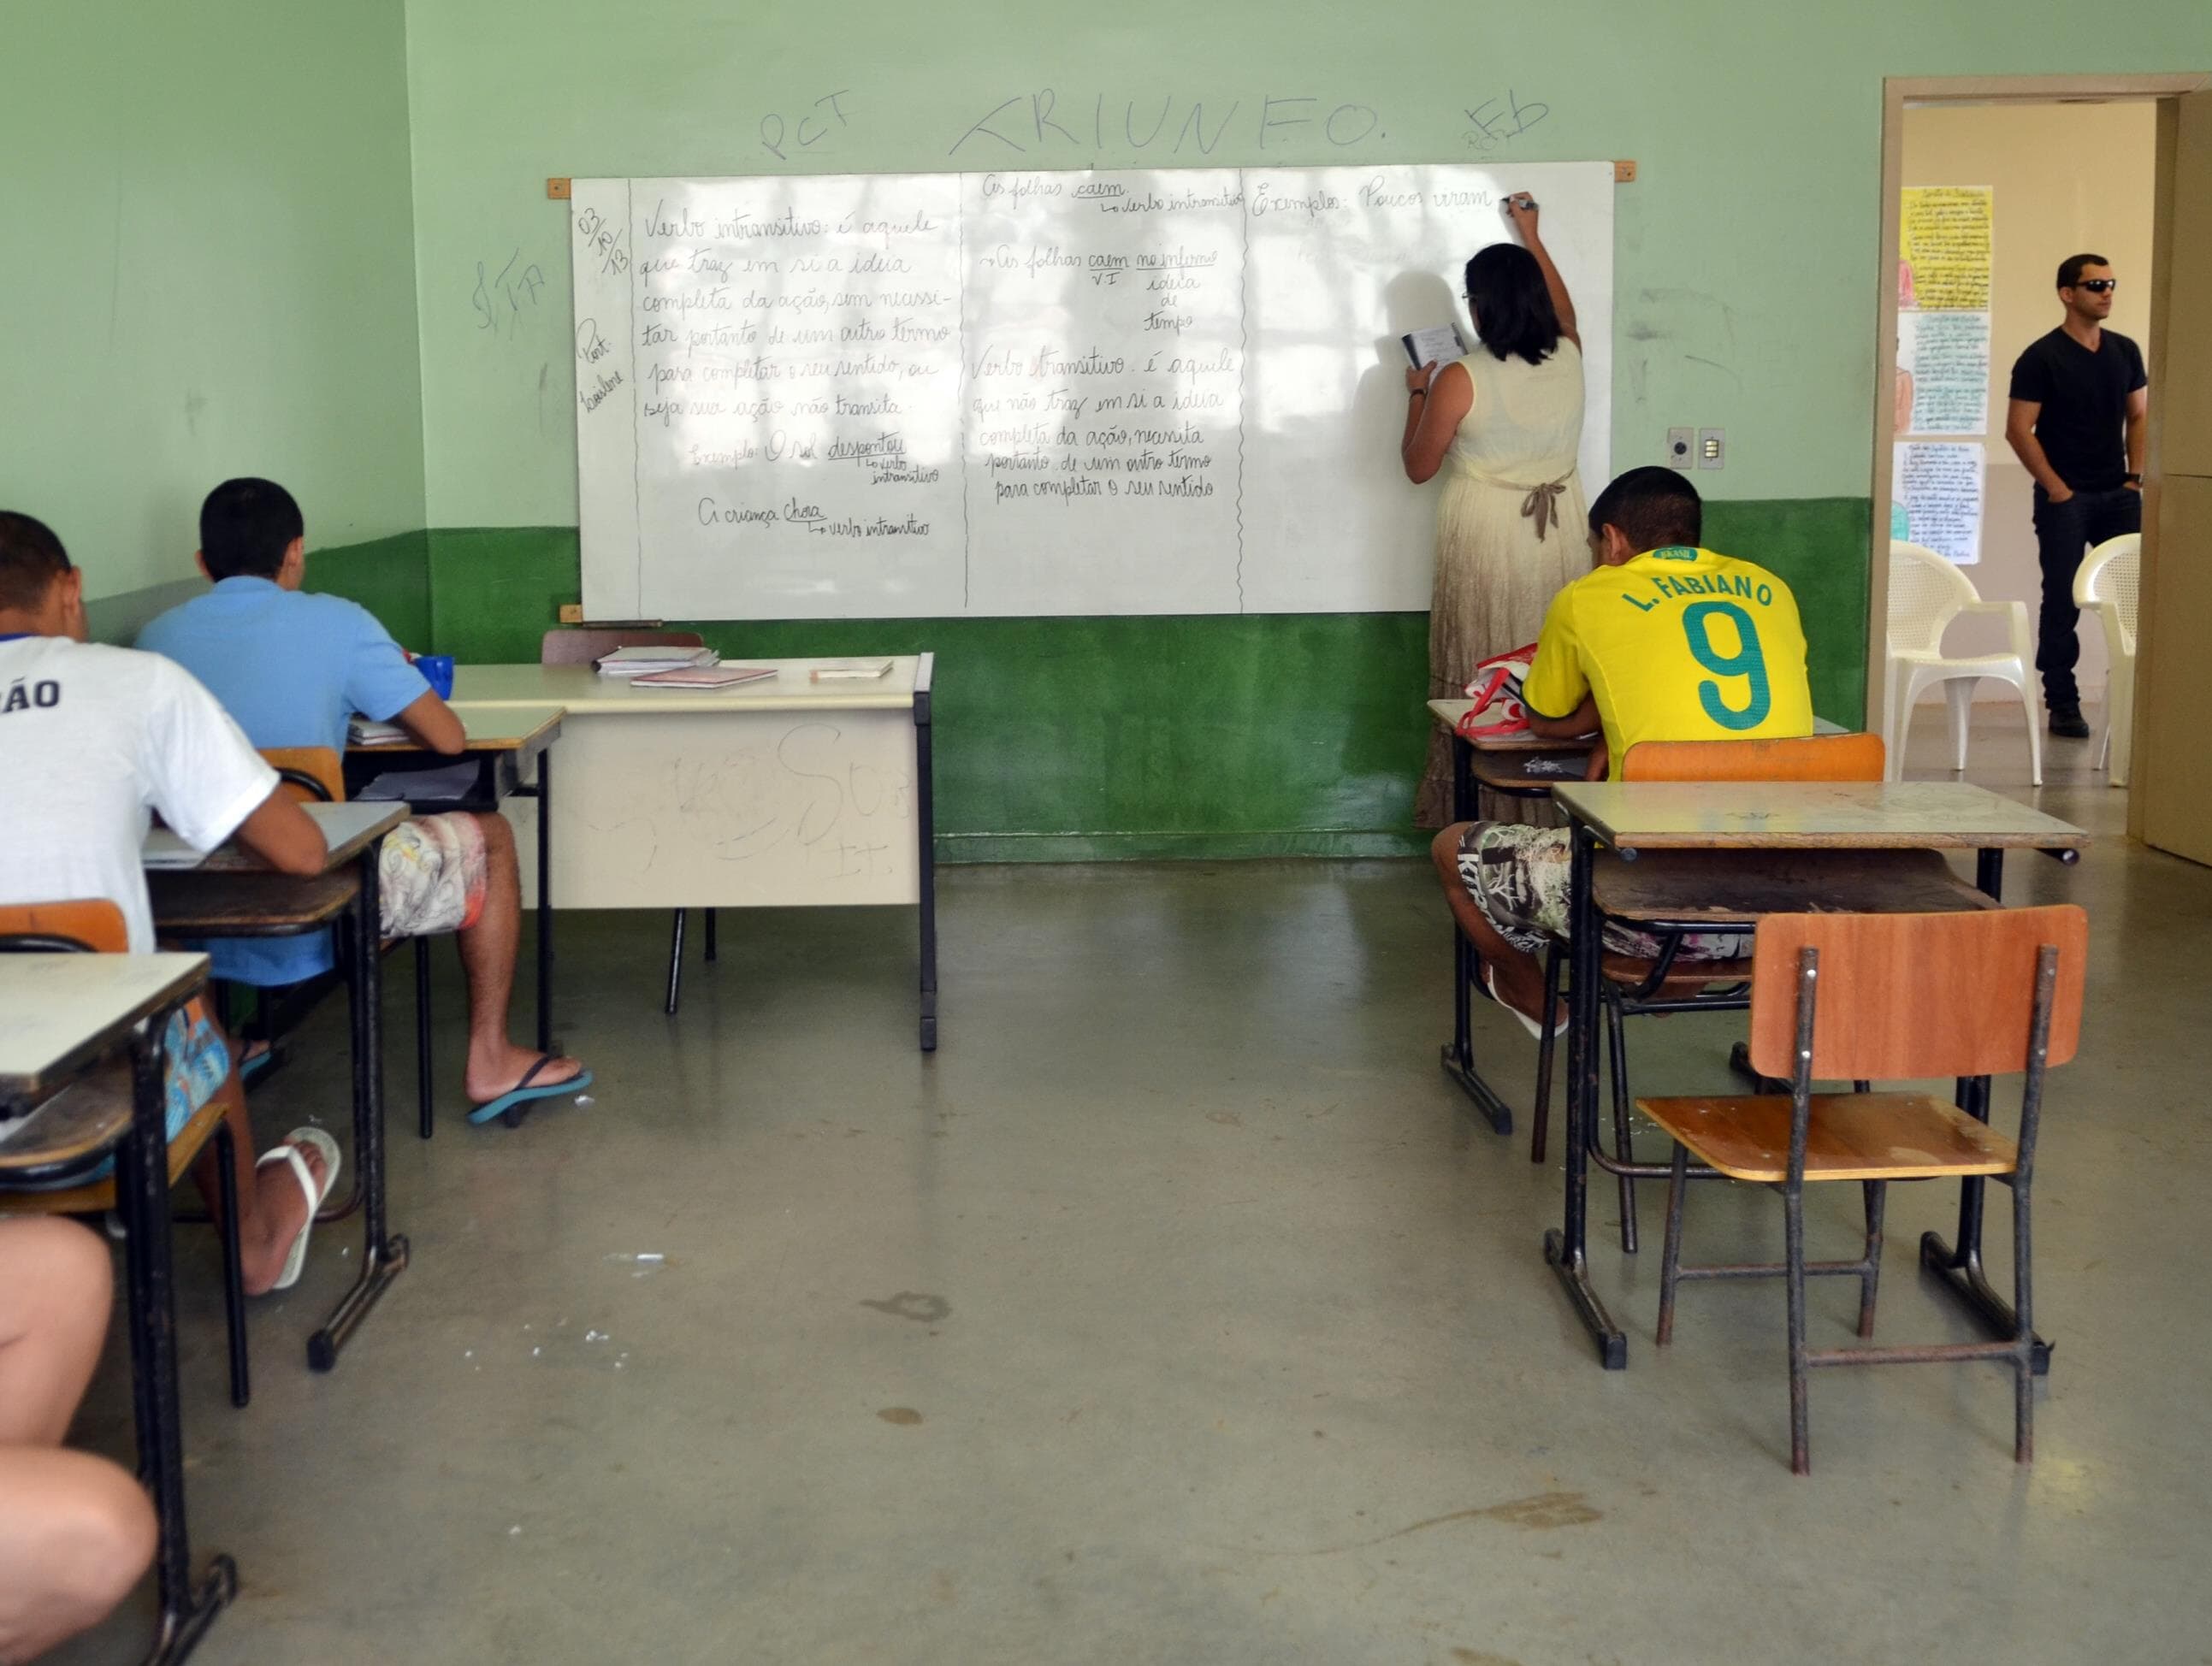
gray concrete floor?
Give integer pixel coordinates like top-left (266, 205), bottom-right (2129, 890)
top-left (50, 709), bottom-right (2212, 1664)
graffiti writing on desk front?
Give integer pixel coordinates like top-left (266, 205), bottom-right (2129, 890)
top-left (666, 723), bottom-right (913, 877)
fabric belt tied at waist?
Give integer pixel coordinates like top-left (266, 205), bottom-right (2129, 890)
top-left (1454, 464), bottom-right (1573, 541)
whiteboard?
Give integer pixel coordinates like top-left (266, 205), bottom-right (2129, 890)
top-left (571, 162), bottom-right (1613, 620)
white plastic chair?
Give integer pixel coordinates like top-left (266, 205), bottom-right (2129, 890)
top-left (2073, 533), bottom-right (2139, 786)
top-left (1883, 541), bottom-right (2043, 787)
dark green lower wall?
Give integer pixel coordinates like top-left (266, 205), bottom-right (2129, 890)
top-left (422, 500), bottom-right (1870, 860)
top-left (307, 530), bottom-right (434, 648)
top-left (103, 505), bottom-right (1871, 860)
top-left (86, 530), bottom-right (434, 652)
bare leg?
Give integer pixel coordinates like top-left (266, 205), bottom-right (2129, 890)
top-left (0, 1220), bottom-right (157, 1661)
top-left (1430, 824), bottom-right (1562, 1027)
top-left (0, 1220), bottom-right (112, 1445)
top-left (452, 812), bottom-right (583, 1103)
top-left (186, 1049), bottom-right (324, 1297)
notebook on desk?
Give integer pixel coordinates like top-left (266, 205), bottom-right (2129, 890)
top-left (347, 717), bottom-right (412, 747)
top-left (626, 664), bottom-right (778, 689)
top-left (141, 829), bottom-right (207, 870)
top-left (595, 646), bottom-right (721, 677)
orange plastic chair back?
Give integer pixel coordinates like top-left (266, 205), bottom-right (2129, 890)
top-left (0, 899), bottom-right (128, 954)
top-left (1619, 732), bottom-right (1885, 784)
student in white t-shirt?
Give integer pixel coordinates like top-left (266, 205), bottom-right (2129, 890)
top-left (0, 511), bottom-right (339, 1297)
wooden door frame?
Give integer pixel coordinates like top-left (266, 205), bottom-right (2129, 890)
top-left (1867, 73), bottom-right (2211, 759)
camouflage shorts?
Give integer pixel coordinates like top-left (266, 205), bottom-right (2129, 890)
top-left (1455, 822), bottom-right (1748, 961)
top-left (380, 812), bottom-right (489, 939)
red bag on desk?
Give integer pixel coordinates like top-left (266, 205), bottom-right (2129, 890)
top-left (1455, 645), bottom-right (1540, 741)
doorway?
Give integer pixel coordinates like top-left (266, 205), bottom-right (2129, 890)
top-left (1867, 74), bottom-right (2212, 860)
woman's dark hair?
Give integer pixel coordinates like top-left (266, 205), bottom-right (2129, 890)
top-left (1464, 244), bottom-right (1561, 367)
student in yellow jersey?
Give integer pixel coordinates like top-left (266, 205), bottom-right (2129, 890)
top-left (1428, 467), bottom-right (1814, 1031)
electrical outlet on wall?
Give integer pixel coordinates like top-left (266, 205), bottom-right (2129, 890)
top-left (1697, 428), bottom-right (1726, 470)
top-left (1666, 428), bottom-right (1694, 471)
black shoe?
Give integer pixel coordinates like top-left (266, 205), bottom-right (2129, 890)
top-left (2048, 705), bottom-right (2091, 739)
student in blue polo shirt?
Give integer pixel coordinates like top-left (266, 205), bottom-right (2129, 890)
top-left (139, 479), bottom-right (588, 1125)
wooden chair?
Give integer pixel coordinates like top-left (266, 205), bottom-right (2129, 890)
top-left (1641, 904), bottom-right (2085, 1473)
top-left (538, 627), bottom-right (708, 665)
top-left (540, 629), bottom-right (718, 1013)
top-left (1528, 733), bottom-right (1890, 1255)
top-left (240, 748), bottom-right (439, 1139)
top-left (0, 901), bottom-right (251, 1408)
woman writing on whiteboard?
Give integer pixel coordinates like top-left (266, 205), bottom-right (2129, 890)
top-left (1401, 192), bottom-right (1586, 826)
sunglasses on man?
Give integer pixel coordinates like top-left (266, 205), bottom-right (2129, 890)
top-left (2071, 278), bottom-right (2118, 293)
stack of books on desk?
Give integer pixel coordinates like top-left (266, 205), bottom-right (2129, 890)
top-left (347, 716), bottom-right (412, 747)
top-left (594, 646), bottom-right (721, 678)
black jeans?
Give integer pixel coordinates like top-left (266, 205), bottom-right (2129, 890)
top-left (2032, 484), bottom-right (2140, 711)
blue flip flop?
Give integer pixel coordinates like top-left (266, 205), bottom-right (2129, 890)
top-left (239, 1042), bottom-right (281, 1089)
top-left (466, 1055), bottom-right (593, 1128)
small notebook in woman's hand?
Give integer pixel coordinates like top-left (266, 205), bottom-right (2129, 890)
top-left (626, 665), bottom-right (778, 689)
top-left (1401, 324), bottom-right (1468, 368)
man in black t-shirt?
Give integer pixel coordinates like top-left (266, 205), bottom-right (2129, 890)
top-left (2004, 252), bottom-right (2148, 739)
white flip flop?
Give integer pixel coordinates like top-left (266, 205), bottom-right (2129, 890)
top-left (257, 1126), bottom-right (343, 1293)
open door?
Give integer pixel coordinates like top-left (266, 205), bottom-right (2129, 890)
top-left (2132, 89), bottom-right (2212, 865)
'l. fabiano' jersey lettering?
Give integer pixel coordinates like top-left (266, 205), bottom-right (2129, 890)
top-left (1522, 546), bottom-right (1814, 770)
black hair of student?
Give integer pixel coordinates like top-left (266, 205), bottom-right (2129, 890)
top-left (0, 511), bottom-right (73, 614)
top-left (199, 477), bottom-right (305, 581)
top-left (1463, 243), bottom-right (1561, 367)
top-left (1587, 466), bottom-right (1703, 553)
top-left (2056, 253), bottom-right (2109, 290)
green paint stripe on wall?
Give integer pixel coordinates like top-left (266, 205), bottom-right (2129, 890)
top-left (85, 530), bottom-right (434, 651)
top-left (419, 499), bottom-right (1868, 860)
top-left (309, 530), bottom-right (435, 651)
top-left (1703, 496), bottom-right (1872, 723)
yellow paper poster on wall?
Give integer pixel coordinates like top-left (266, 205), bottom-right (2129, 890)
top-left (1899, 186), bottom-right (1993, 310)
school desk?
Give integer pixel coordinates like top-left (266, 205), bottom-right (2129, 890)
top-left (1424, 698), bottom-right (1591, 1134)
top-left (449, 657), bottom-right (938, 1049)
top-left (147, 801), bottom-right (411, 1370)
top-left (1543, 780), bottom-right (2089, 1370)
top-left (1421, 702), bottom-right (1852, 1135)
top-left (346, 704), bottom-right (565, 1057)
top-left (0, 951), bottom-right (234, 1663)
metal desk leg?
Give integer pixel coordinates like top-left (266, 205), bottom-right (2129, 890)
top-left (915, 673), bottom-right (937, 1053)
top-left (535, 748), bottom-right (553, 1055)
top-left (1436, 734), bottom-right (1513, 1134)
top-left (122, 1023), bottom-right (236, 1662)
top-left (1544, 820), bottom-right (1628, 1368)
top-left (1919, 849), bottom-right (2053, 1374)
top-left (310, 843), bottom-right (408, 1370)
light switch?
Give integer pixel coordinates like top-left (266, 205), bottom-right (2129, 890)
top-left (1697, 428), bottom-right (1725, 470)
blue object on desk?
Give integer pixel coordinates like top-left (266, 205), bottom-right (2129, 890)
top-left (414, 655), bottom-right (455, 699)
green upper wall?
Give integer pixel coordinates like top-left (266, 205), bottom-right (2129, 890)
top-left (1, 0), bottom-right (424, 601)
top-left (402, 0), bottom-right (2212, 529)
top-left (17, 3), bottom-right (2212, 854)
